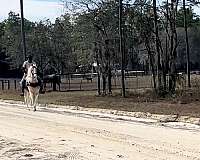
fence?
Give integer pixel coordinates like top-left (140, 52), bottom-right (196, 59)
top-left (0, 78), bottom-right (19, 90)
top-left (0, 72), bottom-right (153, 91)
top-left (1, 73), bottom-right (199, 92)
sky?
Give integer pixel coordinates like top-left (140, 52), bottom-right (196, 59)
top-left (0, 0), bottom-right (200, 23)
top-left (0, 0), bottom-right (65, 22)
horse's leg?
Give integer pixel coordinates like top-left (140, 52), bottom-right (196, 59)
top-left (57, 83), bottom-right (61, 91)
top-left (24, 91), bottom-right (27, 107)
top-left (34, 94), bottom-right (39, 111)
top-left (33, 95), bottom-right (36, 112)
top-left (29, 91), bottom-right (34, 110)
top-left (24, 90), bottom-right (30, 110)
top-left (24, 91), bottom-right (26, 105)
top-left (33, 88), bottom-right (40, 111)
top-left (28, 92), bottom-right (31, 110)
top-left (44, 82), bottom-right (46, 92)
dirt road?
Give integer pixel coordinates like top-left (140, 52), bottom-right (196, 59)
top-left (0, 102), bottom-right (200, 160)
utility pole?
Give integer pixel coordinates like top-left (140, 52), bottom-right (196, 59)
top-left (20, 0), bottom-right (27, 60)
top-left (183, 0), bottom-right (191, 88)
top-left (119, 0), bottom-right (126, 97)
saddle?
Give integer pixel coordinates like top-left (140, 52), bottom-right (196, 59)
top-left (26, 82), bottom-right (40, 87)
top-left (26, 78), bottom-right (41, 87)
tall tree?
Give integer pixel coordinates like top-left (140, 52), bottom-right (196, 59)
top-left (153, 0), bottom-right (163, 93)
top-left (183, 0), bottom-right (191, 87)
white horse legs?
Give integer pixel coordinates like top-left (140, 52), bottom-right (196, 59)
top-left (24, 90), bottom-right (30, 110)
top-left (24, 86), bottom-right (40, 111)
top-left (30, 93), bottom-right (39, 111)
top-left (29, 92), bottom-right (35, 111)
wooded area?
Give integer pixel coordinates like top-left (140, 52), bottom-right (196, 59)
top-left (0, 0), bottom-right (200, 96)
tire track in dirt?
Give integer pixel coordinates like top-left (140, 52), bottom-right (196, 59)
top-left (0, 103), bottom-right (200, 159)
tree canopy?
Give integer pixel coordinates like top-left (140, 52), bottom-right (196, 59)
top-left (0, 0), bottom-right (200, 94)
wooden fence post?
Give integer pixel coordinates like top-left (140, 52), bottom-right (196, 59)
top-left (8, 80), bottom-right (10, 90)
top-left (14, 80), bottom-right (17, 90)
top-left (2, 81), bottom-right (4, 90)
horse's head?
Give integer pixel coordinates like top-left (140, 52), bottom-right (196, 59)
top-left (27, 64), bottom-right (38, 83)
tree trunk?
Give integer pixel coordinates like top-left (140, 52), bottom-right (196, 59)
top-left (20, 0), bottom-right (27, 60)
top-left (150, 54), bottom-right (157, 89)
top-left (162, 37), bottom-right (168, 92)
top-left (153, 0), bottom-right (163, 93)
top-left (168, 0), bottom-right (178, 93)
top-left (102, 74), bottom-right (106, 95)
top-left (145, 41), bottom-right (157, 89)
top-left (108, 67), bottom-right (112, 94)
top-left (183, 0), bottom-right (191, 88)
top-left (53, 79), bottom-right (57, 91)
top-left (119, 0), bottom-right (126, 97)
top-left (165, 0), bottom-right (170, 92)
top-left (97, 61), bottom-right (101, 95)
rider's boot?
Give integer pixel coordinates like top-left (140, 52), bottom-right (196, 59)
top-left (20, 80), bottom-right (25, 96)
top-left (38, 77), bottom-right (45, 94)
top-left (20, 88), bottom-right (24, 96)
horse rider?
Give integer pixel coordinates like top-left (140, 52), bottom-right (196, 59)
top-left (20, 55), bottom-right (43, 96)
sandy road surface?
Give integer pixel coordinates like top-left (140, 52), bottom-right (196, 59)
top-left (0, 103), bottom-right (200, 160)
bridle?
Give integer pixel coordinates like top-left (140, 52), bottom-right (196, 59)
top-left (30, 65), bottom-right (38, 79)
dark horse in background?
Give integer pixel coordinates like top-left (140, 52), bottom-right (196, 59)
top-left (42, 74), bottom-right (61, 91)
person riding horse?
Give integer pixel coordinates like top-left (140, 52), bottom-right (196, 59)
top-left (20, 55), bottom-right (42, 96)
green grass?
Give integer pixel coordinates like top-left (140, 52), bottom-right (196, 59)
top-left (1, 89), bottom-right (200, 117)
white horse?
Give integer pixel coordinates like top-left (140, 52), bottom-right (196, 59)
top-left (24, 64), bottom-right (40, 111)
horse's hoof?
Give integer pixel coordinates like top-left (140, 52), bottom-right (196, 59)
top-left (33, 108), bottom-right (36, 112)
